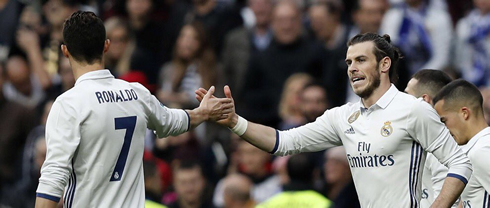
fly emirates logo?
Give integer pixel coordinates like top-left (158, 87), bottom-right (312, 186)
top-left (347, 142), bottom-right (395, 168)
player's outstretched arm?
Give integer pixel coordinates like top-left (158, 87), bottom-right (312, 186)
top-left (195, 86), bottom-right (277, 152)
top-left (185, 86), bottom-right (234, 129)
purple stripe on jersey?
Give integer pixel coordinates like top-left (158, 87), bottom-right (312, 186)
top-left (413, 144), bottom-right (423, 208)
top-left (68, 166), bottom-right (77, 208)
top-left (36, 193), bottom-right (61, 202)
top-left (270, 130), bottom-right (279, 154)
top-left (64, 174), bottom-right (73, 207)
top-left (409, 141), bottom-right (416, 208)
top-left (446, 173), bottom-right (468, 185)
top-left (483, 191), bottom-right (489, 208)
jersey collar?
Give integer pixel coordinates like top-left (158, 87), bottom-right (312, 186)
top-left (461, 127), bottom-right (490, 153)
top-left (75, 69), bottom-right (114, 86)
top-left (359, 84), bottom-right (398, 111)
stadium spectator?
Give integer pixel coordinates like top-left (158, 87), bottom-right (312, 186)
top-left (308, 1), bottom-right (350, 107)
top-left (239, 0), bottom-right (325, 127)
top-left (0, 60), bottom-right (36, 201)
top-left (3, 55), bottom-right (47, 109)
top-left (0, 0), bottom-right (24, 62)
top-left (168, 160), bottom-right (214, 208)
top-left (350, 0), bottom-right (388, 36)
top-left (278, 73), bottom-right (312, 130)
top-left (46, 56), bottom-right (75, 99)
top-left (125, 0), bottom-right (165, 85)
top-left (157, 22), bottom-right (218, 109)
top-left (182, 0), bottom-right (243, 55)
top-left (481, 87), bottom-right (490, 125)
top-left (257, 153), bottom-right (332, 208)
top-left (301, 82), bottom-right (330, 123)
top-left (455, 0), bottom-right (490, 87)
top-left (144, 160), bottom-right (168, 208)
top-left (213, 140), bottom-right (281, 206)
top-left (324, 147), bottom-right (360, 208)
top-left (222, 173), bottom-right (255, 208)
top-left (104, 17), bottom-right (135, 77)
top-left (382, 0), bottom-right (453, 75)
top-left (221, 0), bottom-right (273, 97)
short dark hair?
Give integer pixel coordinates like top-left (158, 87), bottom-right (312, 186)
top-left (63, 11), bottom-right (106, 64)
top-left (173, 160), bottom-right (203, 175)
top-left (348, 33), bottom-right (402, 84)
top-left (433, 79), bottom-right (484, 115)
top-left (411, 69), bottom-right (452, 98)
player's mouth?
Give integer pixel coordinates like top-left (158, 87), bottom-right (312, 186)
top-left (351, 76), bottom-right (366, 86)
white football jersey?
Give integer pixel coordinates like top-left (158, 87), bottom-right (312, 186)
top-left (36, 70), bottom-right (189, 208)
top-left (420, 153), bottom-right (459, 208)
top-left (273, 85), bottom-right (472, 208)
top-left (460, 127), bottom-right (490, 208)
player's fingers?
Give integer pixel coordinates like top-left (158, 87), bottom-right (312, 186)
top-left (224, 85), bottom-right (233, 99)
top-left (219, 114), bottom-right (229, 120)
top-left (203, 86), bottom-right (215, 100)
top-left (195, 95), bottom-right (203, 102)
top-left (221, 103), bottom-right (234, 109)
top-left (221, 108), bottom-right (233, 114)
top-left (195, 90), bottom-right (206, 99)
top-left (219, 98), bottom-right (233, 104)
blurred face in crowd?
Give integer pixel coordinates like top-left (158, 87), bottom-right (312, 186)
top-left (249, 0), bottom-right (273, 28)
top-left (238, 141), bottom-right (270, 176)
top-left (353, 0), bottom-right (387, 34)
top-left (272, 2), bottom-right (302, 45)
top-left (6, 56), bottom-right (31, 95)
top-left (127, 0), bottom-right (152, 19)
top-left (43, 0), bottom-right (74, 27)
top-left (302, 86), bottom-right (328, 122)
top-left (107, 26), bottom-right (129, 61)
top-left (174, 166), bottom-right (205, 205)
top-left (480, 88), bottom-right (490, 124)
top-left (475, 0), bottom-right (490, 14)
top-left (434, 100), bottom-right (468, 145)
top-left (176, 25), bottom-right (201, 61)
top-left (308, 4), bottom-right (338, 42)
top-left (20, 6), bottom-right (41, 31)
top-left (324, 147), bottom-right (351, 184)
top-left (346, 41), bottom-right (382, 98)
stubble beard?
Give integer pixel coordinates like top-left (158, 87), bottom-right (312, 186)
top-left (354, 63), bottom-right (381, 99)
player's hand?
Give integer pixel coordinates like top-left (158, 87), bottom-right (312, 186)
top-left (198, 86), bottom-right (234, 122)
top-left (196, 85), bottom-right (237, 128)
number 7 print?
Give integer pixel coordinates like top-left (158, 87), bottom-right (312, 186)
top-left (110, 116), bottom-right (137, 181)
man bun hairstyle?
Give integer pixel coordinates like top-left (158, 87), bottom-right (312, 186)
top-left (63, 11), bottom-right (106, 64)
top-left (348, 33), bottom-right (402, 84)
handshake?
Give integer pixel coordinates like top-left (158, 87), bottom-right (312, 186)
top-left (192, 85), bottom-right (238, 129)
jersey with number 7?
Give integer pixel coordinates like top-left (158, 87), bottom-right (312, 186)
top-left (36, 70), bottom-right (190, 208)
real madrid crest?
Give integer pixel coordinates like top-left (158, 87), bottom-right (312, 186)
top-left (381, 121), bottom-right (393, 137)
top-left (348, 110), bottom-right (360, 124)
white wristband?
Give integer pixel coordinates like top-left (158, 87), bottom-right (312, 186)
top-left (230, 116), bottom-right (248, 136)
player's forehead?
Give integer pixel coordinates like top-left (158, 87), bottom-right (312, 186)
top-left (346, 41), bottom-right (375, 60)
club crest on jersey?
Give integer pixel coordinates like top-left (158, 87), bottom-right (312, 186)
top-left (381, 121), bottom-right (393, 137)
top-left (348, 110), bottom-right (360, 123)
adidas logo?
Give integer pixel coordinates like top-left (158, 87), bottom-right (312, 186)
top-left (344, 127), bottom-right (355, 134)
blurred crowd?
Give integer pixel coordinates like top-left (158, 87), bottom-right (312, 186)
top-left (1, 0), bottom-right (490, 207)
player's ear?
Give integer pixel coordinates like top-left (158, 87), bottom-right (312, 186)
top-left (103, 39), bottom-right (110, 53)
top-left (421, 94), bottom-right (431, 104)
top-left (61, 44), bottom-right (70, 58)
top-left (380, 57), bottom-right (391, 74)
top-left (460, 107), bottom-right (470, 120)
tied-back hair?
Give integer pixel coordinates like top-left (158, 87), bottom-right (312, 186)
top-left (171, 21), bottom-right (217, 92)
top-left (63, 11), bottom-right (106, 64)
top-left (348, 33), bottom-right (402, 84)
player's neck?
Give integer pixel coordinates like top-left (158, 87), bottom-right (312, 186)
top-left (361, 81), bottom-right (391, 108)
top-left (71, 60), bottom-right (105, 80)
top-left (466, 118), bottom-right (489, 143)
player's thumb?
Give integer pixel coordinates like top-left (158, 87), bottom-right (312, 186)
top-left (203, 86), bottom-right (215, 100)
top-left (224, 85), bottom-right (233, 99)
